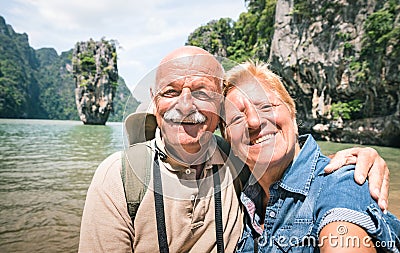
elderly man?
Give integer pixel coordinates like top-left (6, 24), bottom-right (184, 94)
top-left (79, 46), bottom-right (389, 252)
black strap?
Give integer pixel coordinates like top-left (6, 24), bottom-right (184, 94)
top-left (213, 165), bottom-right (224, 253)
top-left (153, 149), bottom-right (169, 253)
top-left (254, 237), bottom-right (258, 253)
top-left (153, 154), bottom-right (224, 252)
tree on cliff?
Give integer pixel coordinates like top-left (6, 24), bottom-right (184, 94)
top-left (186, 0), bottom-right (276, 63)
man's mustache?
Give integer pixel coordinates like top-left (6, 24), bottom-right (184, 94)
top-left (163, 109), bottom-right (207, 124)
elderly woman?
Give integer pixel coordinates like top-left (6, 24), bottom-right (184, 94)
top-left (223, 61), bottom-right (400, 252)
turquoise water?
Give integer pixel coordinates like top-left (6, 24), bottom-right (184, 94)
top-left (0, 119), bottom-right (398, 252)
top-left (0, 119), bottom-right (124, 252)
top-left (318, 141), bottom-right (400, 217)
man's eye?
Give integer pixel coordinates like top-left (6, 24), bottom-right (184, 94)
top-left (192, 90), bottom-right (211, 100)
top-left (161, 89), bottom-right (180, 97)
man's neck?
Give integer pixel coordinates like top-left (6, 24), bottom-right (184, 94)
top-left (164, 142), bottom-right (209, 166)
top-left (190, 163), bottom-right (206, 180)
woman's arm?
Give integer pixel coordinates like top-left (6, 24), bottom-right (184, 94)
top-left (324, 147), bottom-right (389, 211)
top-left (319, 221), bottom-right (376, 253)
top-left (315, 164), bottom-right (399, 253)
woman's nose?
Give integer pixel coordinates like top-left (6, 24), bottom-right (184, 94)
top-left (246, 106), bottom-right (262, 130)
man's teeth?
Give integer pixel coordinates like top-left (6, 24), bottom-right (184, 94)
top-left (251, 133), bottom-right (275, 145)
top-left (172, 119), bottom-right (197, 124)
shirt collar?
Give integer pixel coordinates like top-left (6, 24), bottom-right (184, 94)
top-left (278, 134), bottom-right (320, 196)
top-left (154, 128), bottom-right (225, 172)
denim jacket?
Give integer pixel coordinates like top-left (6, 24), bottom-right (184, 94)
top-left (237, 134), bottom-right (400, 253)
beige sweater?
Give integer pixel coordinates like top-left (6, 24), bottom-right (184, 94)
top-left (79, 135), bottom-right (243, 252)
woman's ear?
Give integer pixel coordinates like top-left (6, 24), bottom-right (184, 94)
top-left (293, 118), bottom-right (299, 137)
top-left (218, 120), bottom-right (226, 139)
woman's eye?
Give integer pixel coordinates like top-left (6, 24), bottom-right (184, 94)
top-left (228, 114), bottom-right (244, 125)
top-left (260, 104), bottom-right (273, 111)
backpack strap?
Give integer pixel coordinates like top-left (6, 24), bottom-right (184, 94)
top-left (152, 148), bottom-right (169, 253)
top-left (121, 141), bottom-right (153, 223)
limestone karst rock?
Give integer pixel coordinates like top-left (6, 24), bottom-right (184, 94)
top-left (269, 0), bottom-right (400, 147)
top-left (72, 38), bottom-right (118, 125)
top-left (185, 0), bottom-right (399, 146)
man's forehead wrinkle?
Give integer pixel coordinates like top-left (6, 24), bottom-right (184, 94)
top-left (155, 48), bottom-right (224, 93)
top-left (156, 65), bottom-right (221, 92)
top-left (156, 75), bottom-right (218, 94)
top-left (162, 56), bottom-right (222, 77)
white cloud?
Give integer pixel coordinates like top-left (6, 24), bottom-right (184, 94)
top-left (0, 0), bottom-right (246, 103)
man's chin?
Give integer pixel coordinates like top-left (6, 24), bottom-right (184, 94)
top-left (165, 134), bottom-right (201, 146)
top-left (163, 137), bottom-right (201, 157)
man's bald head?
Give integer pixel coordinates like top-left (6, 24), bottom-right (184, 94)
top-left (159, 46), bottom-right (215, 64)
top-left (154, 46), bottom-right (224, 93)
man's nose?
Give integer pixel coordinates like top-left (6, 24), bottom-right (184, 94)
top-left (176, 88), bottom-right (195, 115)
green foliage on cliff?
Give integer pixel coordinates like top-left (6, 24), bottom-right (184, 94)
top-left (0, 16), bottom-right (43, 118)
top-left (186, 0), bottom-right (276, 63)
top-left (331, 100), bottom-right (363, 120)
top-left (359, 0), bottom-right (400, 73)
top-left (0, 16), bottom-right (139, 121)
top-left (79, 51), bottom-right (96, 75)
top-left (188, 0), bottom-right (398, 66)
top-left (36, 48), bottom-right (77, 120)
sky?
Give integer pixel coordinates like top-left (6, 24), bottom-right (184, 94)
top-left (0, 0), bottom-right (247, 106)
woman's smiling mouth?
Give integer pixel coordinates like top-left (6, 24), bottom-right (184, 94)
top-left (250, 133), bottom-right (276, 145)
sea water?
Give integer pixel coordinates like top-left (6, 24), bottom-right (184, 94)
top-left (0, 119), bottom-right (398, 252)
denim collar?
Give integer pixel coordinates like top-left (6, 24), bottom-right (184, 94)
top-left (278, 134), bottom-right (320, 196)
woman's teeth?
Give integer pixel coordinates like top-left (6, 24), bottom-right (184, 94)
top-left (251, 133), bottom-right (275, 145)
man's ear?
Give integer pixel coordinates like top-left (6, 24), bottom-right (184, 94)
top-left (150, 88), bottom-right (154, 99)
top-left (149, 88), bottom-right (157, 115)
